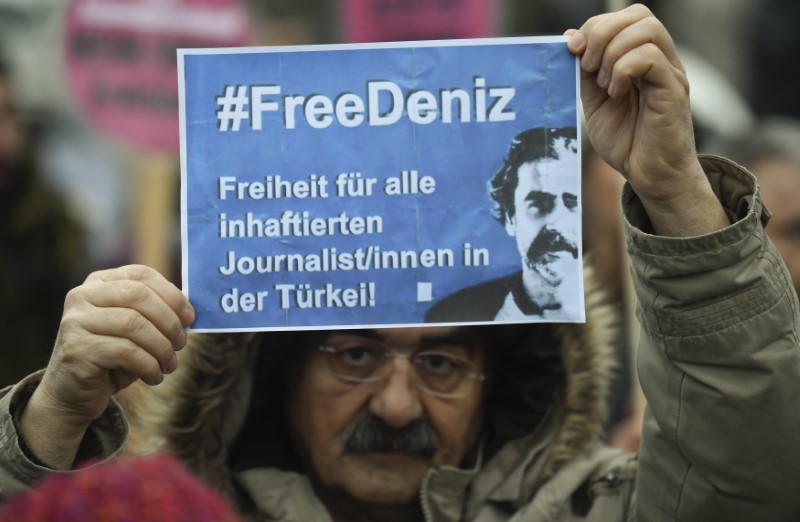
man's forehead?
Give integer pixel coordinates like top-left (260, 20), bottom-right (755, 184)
top-left (325, 326), bottom-right (481, 345)
top-left (516, 158), bottom-right (578, 196)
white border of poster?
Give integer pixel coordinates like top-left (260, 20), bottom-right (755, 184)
top-left (179, 36), bottom-right (584, 332)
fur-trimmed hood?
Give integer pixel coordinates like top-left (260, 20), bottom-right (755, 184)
top-left (127, 264), bottom-right (620, 516)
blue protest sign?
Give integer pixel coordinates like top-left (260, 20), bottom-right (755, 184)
top-left (179, 37), bottom-right (584, 332)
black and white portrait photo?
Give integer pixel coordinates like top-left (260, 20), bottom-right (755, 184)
top-left (426, 126), bottom-right (582, 323)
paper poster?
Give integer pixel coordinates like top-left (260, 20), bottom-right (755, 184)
top-left (179, 37), bottom-right (584, 332)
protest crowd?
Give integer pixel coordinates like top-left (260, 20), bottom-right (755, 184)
top-left (2, 0), bottom-right (800, 521)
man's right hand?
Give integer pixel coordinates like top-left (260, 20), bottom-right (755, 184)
top-left (19, 265), bottom-right (194, 470)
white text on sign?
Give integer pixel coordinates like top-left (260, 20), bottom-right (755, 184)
top-left (215, 77), bottom-right (516, 131)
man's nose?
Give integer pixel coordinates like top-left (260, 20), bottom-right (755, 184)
top-left (367, 360), bottom-right (424, 428)
top-left (546, 205), bottom-right (578, 237)
top-left (547, 200), bottom-right (572, 223)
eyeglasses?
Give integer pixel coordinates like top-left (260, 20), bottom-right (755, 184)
top-left (318, 336), bottom-right (486, 398)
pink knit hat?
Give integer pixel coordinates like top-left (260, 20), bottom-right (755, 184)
top-left (0, 454), bottom-right (242, 522)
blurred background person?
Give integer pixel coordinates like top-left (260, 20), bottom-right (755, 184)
top-left (0, 454), bottom-right (242, 522)
top-left (0, 58), bottom-right (88, 388)
top-left (710, 118), bottom-right (800, 297)
top-left (750, 0), bottom-right (800, 120)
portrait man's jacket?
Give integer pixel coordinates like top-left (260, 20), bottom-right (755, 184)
top-left (424, 270), bottom-right (548, 322)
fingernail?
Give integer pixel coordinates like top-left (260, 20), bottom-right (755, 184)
top-left (180, 304), bottom-right (195, 326)
top-left (608, 80), bottom-right (618, 98)
top-left (568, 31), bottom-right (586, 51)
top-left (175, 328), bottom-right (187, 348)
top-left (597, 68), bottom-right (607, 88)
top-left (166, 353), bottom-right (179, 373)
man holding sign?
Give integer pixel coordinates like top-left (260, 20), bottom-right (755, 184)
top-left (2, 5), bottom-right (799, 522)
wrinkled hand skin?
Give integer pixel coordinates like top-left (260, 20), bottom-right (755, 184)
top-left (19, 265), bottom-right (195, 470)
top-left (566, 4), bottom-right (730, 237)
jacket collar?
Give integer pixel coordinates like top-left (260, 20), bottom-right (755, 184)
top-left (131, 265), bottom-right (619, 513)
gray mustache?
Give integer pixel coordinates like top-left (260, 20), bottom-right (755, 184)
top-left (343, 413), bottom-right (439, 458)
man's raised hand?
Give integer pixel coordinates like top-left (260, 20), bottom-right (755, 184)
top-left (566, 4), bottom-right (729, 236)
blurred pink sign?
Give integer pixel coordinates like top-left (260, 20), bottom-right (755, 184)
top-left (341, 0), bottom-right (494, 43)
top-left (65, 0), bottom-right (253, 153)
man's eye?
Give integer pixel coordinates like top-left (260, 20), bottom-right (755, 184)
top-left (337, 346), bottom-right (376, 367)
top-left (526, 193), bottom-right (556, 217)
top-left (562, 193), bottom-right (578, 210)
top-left (415, 353), bottom-right (458, 375)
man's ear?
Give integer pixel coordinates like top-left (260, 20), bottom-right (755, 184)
top-left (504, 215), bottom-right (516, 237)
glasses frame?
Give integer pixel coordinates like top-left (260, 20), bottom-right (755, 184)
top-left (317, 341), bottom-right (486, 398)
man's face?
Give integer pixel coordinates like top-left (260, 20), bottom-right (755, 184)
top-left (505, 139), bottom-right (579, 292)
top-left (754, 157), bottom-right (800, 296)
top-left (287, 327), bottom-right (486, 506)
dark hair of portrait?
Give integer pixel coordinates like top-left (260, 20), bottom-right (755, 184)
top-left (489, 126), bottom-right (578, 224)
